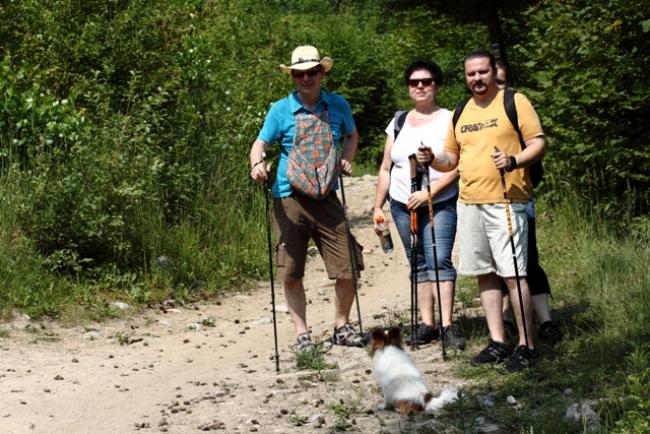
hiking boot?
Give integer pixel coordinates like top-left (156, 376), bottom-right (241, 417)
top-left (503, 345), bottom-right (538, 373)
top-left (470, 340), bottom-right (510, 366)
top-left (332, 323), bottom-right (364, 347)
top-left (503, 319), bottom-right (518, 339)
top-left (405, 323), bottom-right (439, 345)
top-left (442, 325), bottom-right (466, 350)
top-left (538, 321), bottom-right (562, 344)
top-left (295, 333), bottom-right (315, 353)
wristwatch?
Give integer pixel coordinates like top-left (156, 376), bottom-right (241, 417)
top-left (505, 156), bottom-right (517, 172)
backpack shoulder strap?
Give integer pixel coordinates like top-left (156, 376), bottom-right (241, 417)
top-left (504, 88), bottom-right (545, 187)
top-left (389, 110), bottom-right (408, 177)
top-left (393, 110), bottom-right (408, 140)
top-left (452, 99), bottom-right (469, 130)
top-left (504, 88), bottom-right (525, 149)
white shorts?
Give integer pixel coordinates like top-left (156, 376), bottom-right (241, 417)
top-left (457, 202), bottom-right (528, 277)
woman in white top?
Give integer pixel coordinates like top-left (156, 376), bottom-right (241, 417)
top-left (373, 59), bottom-right (465, 349)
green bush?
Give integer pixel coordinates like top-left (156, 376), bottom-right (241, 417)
top-left (0, 0), bottom-right (647, 318)
top-left (503, 0), bottom-right (650, 219)
top-left (0, 0), bottom-right (488, 294)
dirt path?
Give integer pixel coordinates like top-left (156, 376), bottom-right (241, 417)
top-left (1, 175), bottom-right (469, 433)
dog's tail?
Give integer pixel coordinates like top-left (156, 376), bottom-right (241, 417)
top-left (425, 385), bottom-right (459, 413)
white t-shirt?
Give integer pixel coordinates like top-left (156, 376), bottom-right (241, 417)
top-left (386, 109), bottom-right (458, 205)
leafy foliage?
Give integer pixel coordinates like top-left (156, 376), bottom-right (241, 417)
top-left (503, 0), bottom-right (650, 219)
top-left (613, 347), bottom-right (650, 432)
top-left (0, 0), bottom-right (647, 319)
top-left (0, 0), bottom-right (488, 310)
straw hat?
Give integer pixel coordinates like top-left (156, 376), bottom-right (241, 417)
top-left (279, 45), bottom-right (333, 74)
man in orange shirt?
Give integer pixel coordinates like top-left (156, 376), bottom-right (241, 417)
top-left (417, 49), bottom-right (546, 372)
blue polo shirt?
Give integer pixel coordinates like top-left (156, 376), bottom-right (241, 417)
top-left (257, 89), bottom-right (356, 198)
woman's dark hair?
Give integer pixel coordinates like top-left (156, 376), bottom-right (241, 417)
top-left (404, 59), bottom-right (443, 86)
top-left (463, 49), bottom-right (497, 71)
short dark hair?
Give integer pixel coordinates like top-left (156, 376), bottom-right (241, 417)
top-left (463, 49), bottom-right (497, 71)
top-left (404, 59), bottom-right (443, 86)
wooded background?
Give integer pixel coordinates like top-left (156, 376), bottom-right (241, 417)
top-left (0, 0), bottom-right (648, 312)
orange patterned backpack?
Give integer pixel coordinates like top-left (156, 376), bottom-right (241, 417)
top-left (286, 108), bottom-right (341, 199)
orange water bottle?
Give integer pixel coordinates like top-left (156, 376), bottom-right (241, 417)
top-left (375, 215), bottom-right (394, 254)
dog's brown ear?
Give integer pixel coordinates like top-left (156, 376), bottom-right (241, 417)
top-left (370, 328), bottom-right (387, 355)
top-left (371, 328), bottom-right (386, 342)
top-left (387, 327), bottom-right (403, 347)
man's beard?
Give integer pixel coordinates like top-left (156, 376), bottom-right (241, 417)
top-left (472, 81), bottom-right (487, 95)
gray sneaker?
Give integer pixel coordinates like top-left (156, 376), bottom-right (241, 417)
top-left (442, 325), bottom-right (466, 350)
top-left (332, 323), bottom-right (365, 347)
top-left (295, 333), bottom-right (315, 353)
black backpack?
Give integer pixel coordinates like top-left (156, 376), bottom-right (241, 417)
top-left (452, 89), bottom-right (544, 187)
top-left (393, 110), bottom-right (408, 140)
top-left (387, 110), bottom-right (409, 176)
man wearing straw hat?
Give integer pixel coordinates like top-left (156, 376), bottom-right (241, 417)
top-left (249, 45), bottom-right (363, 352)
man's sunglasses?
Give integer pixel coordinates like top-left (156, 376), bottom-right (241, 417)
top-left (292, 69), bottom-right (320, 79)
top-left (407, 78), bottom-right (435, 87)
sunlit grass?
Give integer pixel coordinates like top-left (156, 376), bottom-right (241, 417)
top-left (437, 189), bottom-right (650, 432)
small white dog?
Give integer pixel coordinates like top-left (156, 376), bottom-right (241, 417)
top-left (371, 327), bottom-right (458, 415)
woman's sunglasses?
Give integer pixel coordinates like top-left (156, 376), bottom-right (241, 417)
top-left (407, 78), bottom-right (435, 87)
top-left (292, 69), bottom-right (320, 79)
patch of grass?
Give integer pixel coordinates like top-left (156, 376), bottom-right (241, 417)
top-left (197, 315), bottom-right (216, 327)
top-left (59, 294), bottom-right (124, 325)
top-left (296, 369), bottom-right (340, 390)
top-left (0, 329), bottom-right (9, 338)
top-left (610, 346), bottom-right (650, 432)
top-left (295, 341), bottom-right (339, 372)
top-left (24, 324), bottom-right (60, 343)
top-left (455, 276), bottom-right (479, 308)
top-left (437, 193), bottom-right (650, 432)
top-left (113, 331), bottom-right (136, 346)
top-left (289, 414), bottom-right (309, 427)
top-left (329, 398), bottom-right (361, 432)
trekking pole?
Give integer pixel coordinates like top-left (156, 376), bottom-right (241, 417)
top-left (261, 157), bottom-right (280, 372)
top-left (408, 154), bottom-right (419, 351)
top-left (338, 173), bottom-right (363, 336)
top-left (421, 148), bottom-right (448, 361)
top-left (496, 147), bottom-right (531, 366)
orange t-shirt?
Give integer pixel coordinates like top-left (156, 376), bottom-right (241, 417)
top-left (444, 90), bottom-right (544, 204)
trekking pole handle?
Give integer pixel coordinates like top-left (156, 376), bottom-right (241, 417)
top-left (495, 148), bottom-right (532, 359)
